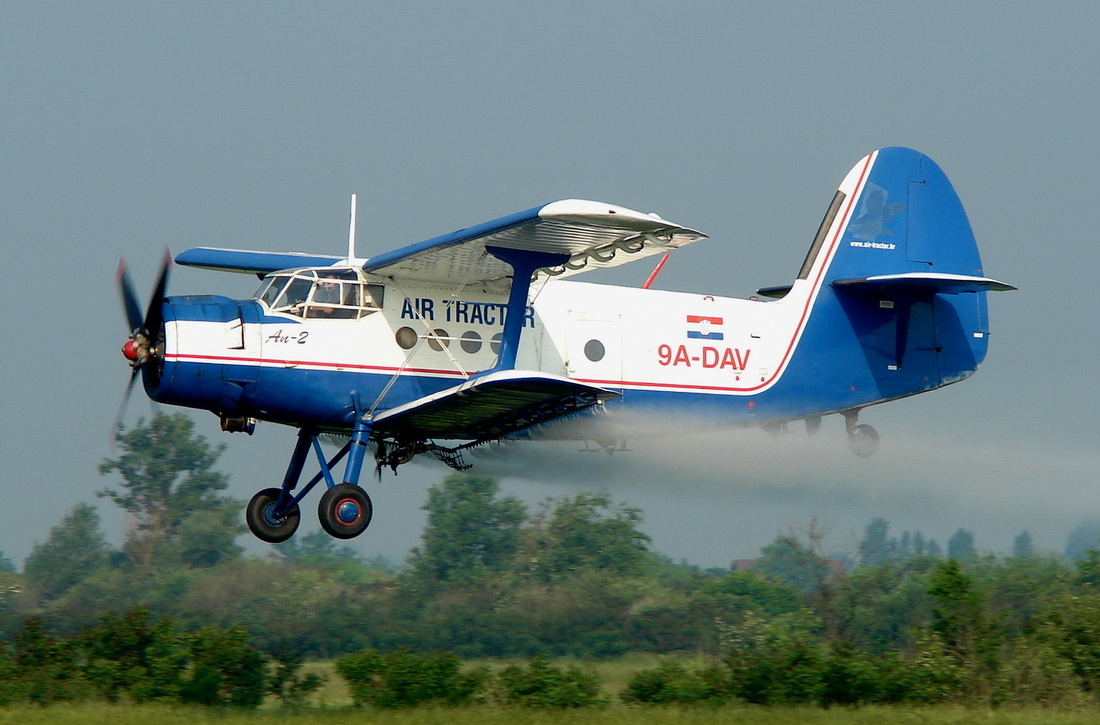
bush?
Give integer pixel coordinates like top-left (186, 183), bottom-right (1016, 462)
top-left (179, 627), bottom-right (267, 707)
top-left (78, 607), bottom-right (186, 703)
top-left (819, 641), bottom-right (909, 706)
top-left (336, 649), bottom-right (484, 707)
top-left (12, 617), bottom-right (91, 704)
top-left (0, 647), bottom-right (25, 706)
top-left (621, 659), bottom-right (729, 704)
top-left (721, 610), bottom-right (826, 705)
top-left (496, 656), bottom-right (604, 708)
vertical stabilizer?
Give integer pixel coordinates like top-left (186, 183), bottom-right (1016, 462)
top-left (780, 148), bottom-right (1012, 410)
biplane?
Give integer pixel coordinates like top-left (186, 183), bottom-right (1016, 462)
top-left (116, 147), bottom-right (1013, 542)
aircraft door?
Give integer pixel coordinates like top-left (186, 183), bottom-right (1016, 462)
top-left (566, 319), bottom-right (623, 387)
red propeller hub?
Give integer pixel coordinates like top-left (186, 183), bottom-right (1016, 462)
top-left (121, 339), bottom-right (140, 361)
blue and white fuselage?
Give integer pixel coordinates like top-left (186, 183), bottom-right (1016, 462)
top-left (119, 147), bottom-right (1013, 542)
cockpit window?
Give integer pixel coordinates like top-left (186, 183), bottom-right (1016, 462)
top-left (276, 278), bottom-right (313, 310)
top-left (254, 268), bottom-right (384, 319)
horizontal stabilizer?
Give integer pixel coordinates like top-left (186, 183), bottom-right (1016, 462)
top-left (832, 272), bottom-right (1016, 293)
top-left (372, 370), bottom-right (620, 443)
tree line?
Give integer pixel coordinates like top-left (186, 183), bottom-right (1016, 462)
top-left (5, 414), bottom-right (1100, 707)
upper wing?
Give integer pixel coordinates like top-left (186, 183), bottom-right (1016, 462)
top-left (362, 199), bottom-right (705, 286)
top-left (175, 199), bottom-right (706, 281)
top-left (174, 247), bottom-right (346, 276)
top-left (372, 369), bottom-right (620, 442)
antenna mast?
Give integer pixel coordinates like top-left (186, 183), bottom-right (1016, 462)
top-left (347, 193), bottom-right (358, 261)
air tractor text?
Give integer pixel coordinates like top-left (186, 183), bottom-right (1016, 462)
top-left (401, 298), bottom-right (535, 328)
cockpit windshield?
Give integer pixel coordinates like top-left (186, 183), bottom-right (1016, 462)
top-left (253, 268), bottom-right (385, 319)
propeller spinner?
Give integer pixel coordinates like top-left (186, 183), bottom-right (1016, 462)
top-left (114, 251), bottom-right (171, 424)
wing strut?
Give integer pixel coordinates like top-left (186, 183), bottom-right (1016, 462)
top-left (482, 246), bottom-right (570, 372)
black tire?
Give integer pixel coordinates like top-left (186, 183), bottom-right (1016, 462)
top-left (847, 424), bottom-right (880, 458)
top-left (245, 488), bottom-right (301, 543)
top-left (318, 483), bottom-right (373, 539)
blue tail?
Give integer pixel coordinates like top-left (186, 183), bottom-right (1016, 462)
top-left (778, 147), bottom-right (1013, 413)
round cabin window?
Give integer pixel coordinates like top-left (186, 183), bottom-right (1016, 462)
top-left (584, 339), bottom-right (606, 362)
top-left (427, 329), bottom-right (450, 351)
top-left (460, 331), bottom-right (482, 354)
top-left (395, 326), bottom-right (417, 350)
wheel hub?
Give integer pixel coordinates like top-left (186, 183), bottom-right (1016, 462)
top-left (336, 498), bottom-right (361, 525)
top-left (263, 504), bottom-right (286, 526)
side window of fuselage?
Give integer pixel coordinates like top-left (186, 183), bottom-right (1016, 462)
top-left (364, 284), bottom-right (384, 309)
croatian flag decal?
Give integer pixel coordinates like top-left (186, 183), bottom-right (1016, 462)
top-left (686, 315), bottom-right (724, 340)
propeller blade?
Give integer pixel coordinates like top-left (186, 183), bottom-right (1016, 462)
top-left (110, 368), bottom-right (141, 450)
top-left (116, 259), bottom-right (144, 334)
top-left (143, 249), bottom-right (172, 339)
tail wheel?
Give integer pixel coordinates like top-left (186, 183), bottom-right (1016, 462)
top-left (847, 424), bottom-right (880, 458)
top-left (245, 488), bottom-right (301, 543)
top-left (318, 483), bottom-right (373, 539)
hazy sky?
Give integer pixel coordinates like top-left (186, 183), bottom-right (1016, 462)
top-left (2, 2), bottom-right (1097, 569)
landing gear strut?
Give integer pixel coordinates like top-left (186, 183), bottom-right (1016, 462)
top-left (844, 411), bottom-right (880, 458)
top-left (244, 420), bottom-right (376, 543)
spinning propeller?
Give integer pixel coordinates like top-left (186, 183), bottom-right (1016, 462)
top-left (114, 251), bottom-right (171, 428)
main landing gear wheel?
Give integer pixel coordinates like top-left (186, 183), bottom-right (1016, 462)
top-left (245, 488), bottom-right (301, 543)
top-left (318, 483), bottom-right (373, 539)
top-left (847, 424), bottom-right (880, 458)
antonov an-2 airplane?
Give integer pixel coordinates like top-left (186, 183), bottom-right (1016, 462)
top-left (117, 147), bottom-right (1013, 543)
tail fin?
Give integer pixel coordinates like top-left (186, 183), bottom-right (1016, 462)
top-left (786, 148), bottom-right (1013, 404)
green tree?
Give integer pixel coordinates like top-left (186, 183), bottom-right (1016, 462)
top-left (409, 473), bottom-right (526, 583)
top-left (947, 529), bottom-right (976, 561)
top-left (23, 503), bottom-right (110, 600)
top-left (99, 413), bottom-right (242, 570)
top-left (833, 555), bottom-right (939, 654)
top-left (0, 551), bottom-right (14, 573)
top-left (925, 559), bottom-right (1002, 700)
top-left (519, 492), bottom-right (652, 581)
top-left (755, 534), bottom-right (828, 594)
top-left (928, 560), bottom-right (984, 657)
top-left (859, 518), bottom-right (895, 566)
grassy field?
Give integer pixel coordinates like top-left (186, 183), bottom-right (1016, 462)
top-left (3, 704), bottom-right (1100, 725)
top-left (4, 656), bottom-right (1099, 724)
